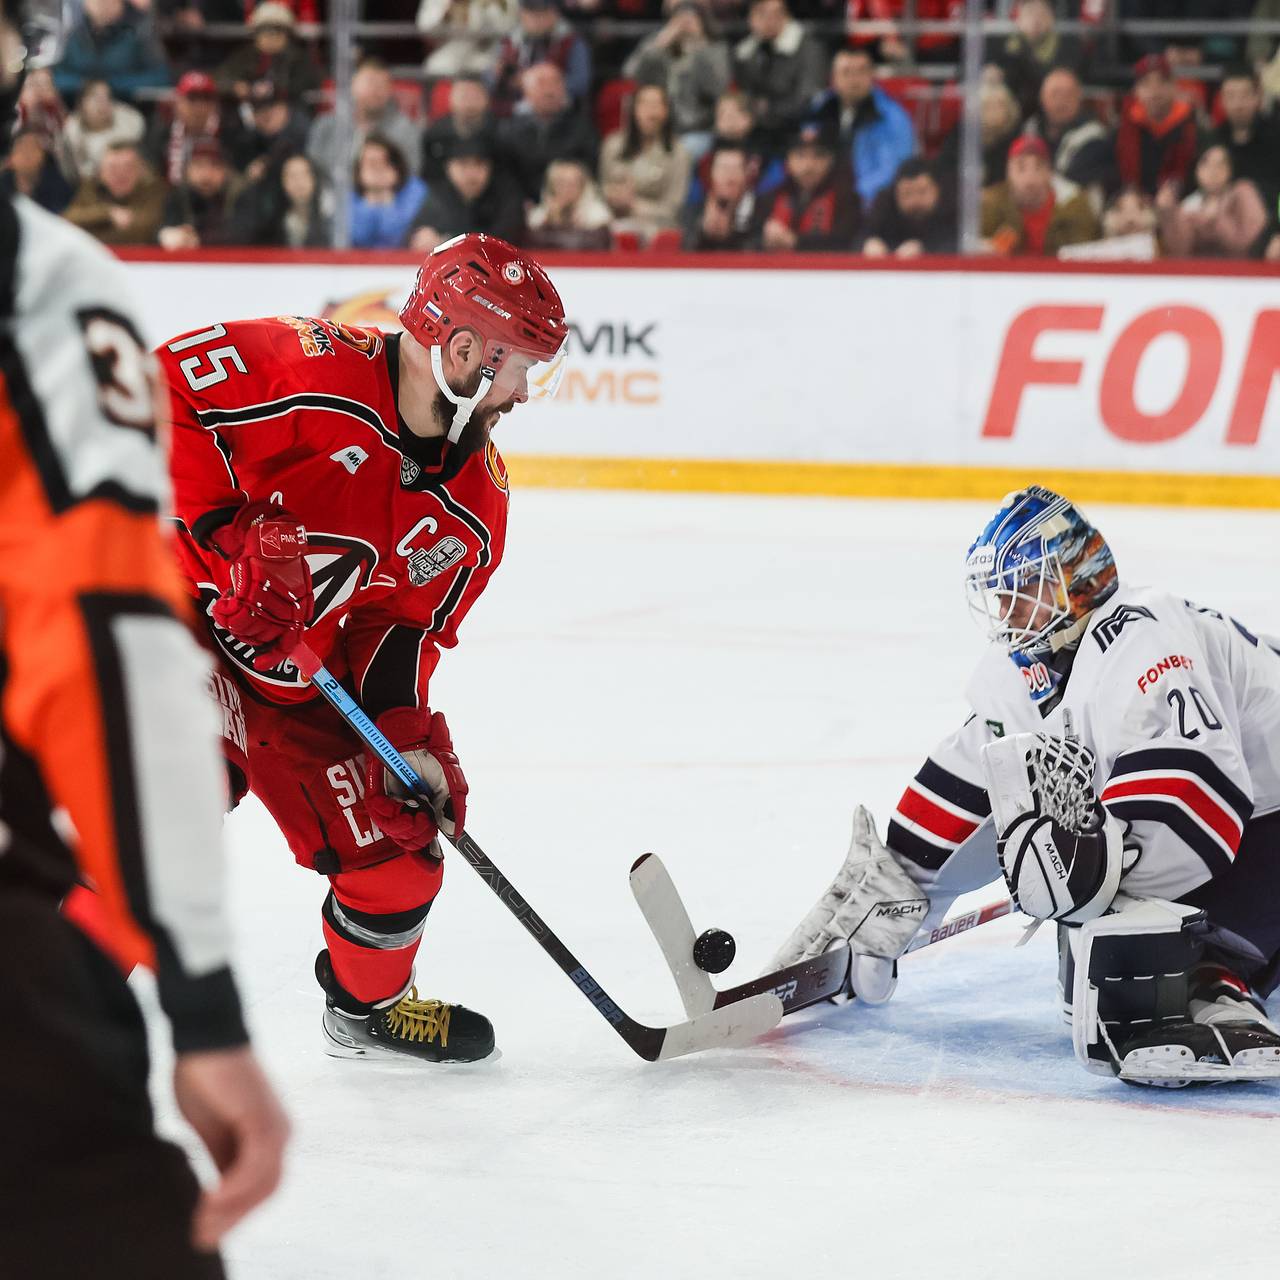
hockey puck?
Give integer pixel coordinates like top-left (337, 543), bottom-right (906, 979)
top-left (692, 928), bottom-right (736, 974)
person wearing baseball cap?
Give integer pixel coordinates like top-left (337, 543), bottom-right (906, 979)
top-left (1114, 52), bottom-right (1198, 197)
top-left (216, 0), bottom-right (320, 103)
top-left (145, 69), bottom-right (242, 187)
top-left (981, 132), bottom-right (1100, 256)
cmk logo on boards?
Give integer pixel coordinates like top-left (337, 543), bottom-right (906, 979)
top-left (558, 319), bottom-right (661, 406)
top-left (983, 303), bottom-right (1280, 444)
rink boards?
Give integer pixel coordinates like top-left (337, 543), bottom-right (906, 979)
top-left (117, 251), bottom-right (1280, 508)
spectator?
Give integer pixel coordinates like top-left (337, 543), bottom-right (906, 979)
top-left (52, 0), bottom-right (170, 103)
top-left (216, 3), bottom-right (320, 106)
top-left (937, 81), bottom-right (1023, 190)
top-left (623, 2), bottom-right (731, 157)
top-left (1062, 188), bottom-right (1160, 260)
top-left (758, 120), bottom-right (860, 252)
top-left (349, 136), bottom-right (429, 249)
top-left (491, 0), bottom-right (592, 115)
top-left (145, 70), bottom-right (237, 188)
top-left (981, 135), bottom-right (1100, 256)
top-left (309, 58), bottom-right (423, 183)
top-left (685, 90), bottom-right (784, 208)
top-left (1248, 0), bottom-right (1280, 69)
top-left (158, 140), bottom-right (240, 249)
top-left (986, 0), bottom-right (1084, 118)
top-left (422, 76), bottom-right (503, 182)
top-left (1114, 54), bottom-right (1197, 198)
top-left (600, 83), bottom-right (692, 241)
top-left (847, 0), bottom-right (963, 67)
top-left (418, 0), bottom-right (517, 78)
top-left (17, 68), bottom-right (71, 174)
top-left (1205, 67), bottom-right (1280, 213)
top-left (500, 62), bottom-right (597, 200)
top-left (238, 151), bottom-right (332, 246)
top-left (1022, 68), bottom-right (1111, 205)
top-left (0, 127), bottom-right (73, 213)
top-left (861, 156), bottom-right (957, 256)
top-left (63, 142), bottom-right (167, 245)
top-left (806, 47), bottom-right (916, 207)
top-left (231, 78), bottom-right (310, 183)
top-left (682, 144), bottom-right (759, 250)
top-left (63, 76), bottom-right (145, 183)
top-left (732, 0), bottom-right (826, 152)
top-left (1156, 143), bottom-right (1268, 258)
top-left (526, 158), bottom-right (613, 249)
top-left (408, 137), bottom-right (525, 251)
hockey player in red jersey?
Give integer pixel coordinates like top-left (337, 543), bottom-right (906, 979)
top-left (156, 233), bottom-right (568, 1064)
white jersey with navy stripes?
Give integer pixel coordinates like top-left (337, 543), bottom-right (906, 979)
top-left (888, 585), bottom-right (1280, 904)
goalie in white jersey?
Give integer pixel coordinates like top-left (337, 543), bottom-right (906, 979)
top-left (776, 486), bottom-right (1280, 1087)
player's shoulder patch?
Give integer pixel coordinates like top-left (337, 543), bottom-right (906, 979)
top-left (484, 440), bottom-right (509, 495)
top-left (1091, 602), bottom-right (1156, 654)
top-left (324, 321), bottom-right (384, 360)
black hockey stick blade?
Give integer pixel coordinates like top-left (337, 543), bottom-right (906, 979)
top-left (713, 946), bottom-right (853, 1017)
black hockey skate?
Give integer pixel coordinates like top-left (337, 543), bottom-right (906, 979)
top-left (316, 951), bottom-right (496, 1064)
top-left (1112, 964), bottom-right (1280, 1087)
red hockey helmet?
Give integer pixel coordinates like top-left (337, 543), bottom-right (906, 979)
top-left (399, 233), bottom-right (569, 441)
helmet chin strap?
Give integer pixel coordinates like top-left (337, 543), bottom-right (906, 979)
top-left (430, 344), bottom-right (494, 444)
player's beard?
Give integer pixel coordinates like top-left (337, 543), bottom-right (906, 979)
top-left (432, 371), bottom-right (516, 463)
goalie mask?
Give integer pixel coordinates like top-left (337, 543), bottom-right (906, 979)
top-left (964, 486), bottom-right (1117, 658)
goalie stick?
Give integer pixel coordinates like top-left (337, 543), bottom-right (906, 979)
top-left (630, 852), bottom-right (1012, 1018)
top-left (292, 643), bottom-right (784, 1062)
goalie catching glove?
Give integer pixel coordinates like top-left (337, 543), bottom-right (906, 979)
top-left (980, 728), bottom-right (1133, 925)
top-left (770, 806), bottom-right (930, 1005)
top-left (364, 708), bottom-right (468, 858)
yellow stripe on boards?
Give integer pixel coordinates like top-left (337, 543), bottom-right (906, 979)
top-left (502, 456), bottom-right (1280, 510)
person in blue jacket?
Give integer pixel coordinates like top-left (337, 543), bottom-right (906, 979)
top-left (804, 47), bottom-right (916, 208)
top-left (350, 135), bottom-right (429, 249)
top-left (52, 0), bottom-right (170, 103)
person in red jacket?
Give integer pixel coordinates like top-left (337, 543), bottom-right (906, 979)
top-left (1113, 53), bottom-right (1198, 197)
top-left (155, 233), bottom-right (568, 1065)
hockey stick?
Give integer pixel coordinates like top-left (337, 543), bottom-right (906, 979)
top-left (630, 852), bottom-right (1012, 1018)
top-left (291, 643), bottom-right (784, 1062)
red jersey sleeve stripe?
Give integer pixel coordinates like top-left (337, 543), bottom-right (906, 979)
top-left (1100, 775), bottom-right (1244, 855)
top-left (895, 786), bottom-right (982, 846)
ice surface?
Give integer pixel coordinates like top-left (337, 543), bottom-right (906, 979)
top-left (143, 493), bottom-right (1280, 1279)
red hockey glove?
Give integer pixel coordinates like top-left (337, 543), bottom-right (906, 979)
top-left (364, 708), bottom-right (468, 857)
top-left (209, 502), bottom-right (313, 672)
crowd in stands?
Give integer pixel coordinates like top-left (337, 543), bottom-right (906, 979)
top-left (7, 0), bottom-right (1280, 259)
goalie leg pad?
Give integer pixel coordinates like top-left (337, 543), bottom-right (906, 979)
top-left (1071, 897), bottom-right (1280, 1086)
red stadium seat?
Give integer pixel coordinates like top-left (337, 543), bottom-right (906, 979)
top-left (649, 228), bottom-right (681, 253)
top-left (612, 229), bottom-right (643, 252)
top-left (595, 78), bottom-right (637, 139)
top-left (427, 78), bottom-right (453, 123)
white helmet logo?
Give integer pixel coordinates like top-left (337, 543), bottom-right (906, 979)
top-left (502, 262), bottom-right (525, 285)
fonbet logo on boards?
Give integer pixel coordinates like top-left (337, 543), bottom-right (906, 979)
top-left (983, 302), bottom-right (1280, 444)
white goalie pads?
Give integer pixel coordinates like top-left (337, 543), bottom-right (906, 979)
top-left (771, 806), bottom-right (930, 1003)
top-left (980, 731), bottom-right (1129, 924)
top-left (1067, 895), bottom-right (1280, 1085)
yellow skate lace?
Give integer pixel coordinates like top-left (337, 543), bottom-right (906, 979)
top-left (383, 987), bottom-right (451, 1047)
